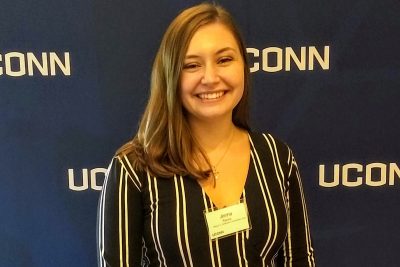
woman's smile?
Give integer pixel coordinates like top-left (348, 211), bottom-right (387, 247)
top-left (196, 91), bottom-right (226, 101)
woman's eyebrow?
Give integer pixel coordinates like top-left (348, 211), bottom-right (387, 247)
top-left (216, 47), bottom-right (236, 54)
top-left (184, 47), bottom-right (237, 59)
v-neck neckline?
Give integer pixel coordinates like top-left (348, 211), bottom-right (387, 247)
top-left (199, 132), bottom-right (253, 209)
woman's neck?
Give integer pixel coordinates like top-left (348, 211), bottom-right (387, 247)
top-left (189, 116), bottom-right (237, 152)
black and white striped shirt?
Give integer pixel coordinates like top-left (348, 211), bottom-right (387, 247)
top-left (97, 132), bottom-right (316, 266)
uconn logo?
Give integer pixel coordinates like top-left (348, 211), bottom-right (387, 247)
top-left (319, 163), bottom-right (400, 187)
top-left (0, 52), bottom-right (71, 77)
top-left (246, 46), bottom-right (329, 73)
top-left (68, 168), bottom-right (107, 191)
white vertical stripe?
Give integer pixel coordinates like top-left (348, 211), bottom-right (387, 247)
top-left (208, 191), bottom-right (220, 266)
top-left (235, 233), bottom-right (243, 267)
top-left (174, 176), bottom-right (187, 267)
top-left (287, 148), bottom-right (292, 165)
top-left (241, 232), bottom-right (248, 266)
top-left (98, 160), bottom-right (112, 267)
top-left (250, 151), bottom-right (272, 255)
top-left (99, 159), bottom-right (116, 266)
top-left (262, 134), bottom-right (287, 210)
top-left (208, 195), bottom-right (215, 211)
top-left (124, 173), bottom-right (130, 266)
top-left (118, 166), bottom-right (124, 266)
top-left (282, 243), bottom-right (288, 266)
top-left (98, 181), bottom-right (106, 267)
top-left (241, 190), bottom-right (249, 266)
top-left (249, 136), bottom-right (271, 267)
top-left (264, 134), bottom-right (285, 180)
top-left (242, 189), bottom-right (250, 240)
top-left (283, 186), bottom-right (293, 267)
top-left (286, 205), bottom-right (293, 267)
top-left (294, 165), bottom-right (315, 266)
top-left (154, 176), bottom-right (167, 266)
top-left (215, 239), bottom-right (222, 267)
top-left (249, 136), bottom-right (279, 260)
top-left (202, 190), bottom-right (216, 267)
top-left (147, 175), bottom-right (166, 266)
top-left (180, 176), bottom-right (194, 267)
top-left (287, 150), bottom-right (294, 176)
top-left (286, 147), bottom-right (293, 267)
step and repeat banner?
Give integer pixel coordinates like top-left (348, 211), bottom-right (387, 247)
top-left (1, 0), bottom-right (399, 266)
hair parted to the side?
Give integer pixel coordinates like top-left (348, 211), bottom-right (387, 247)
top-left (117, 2), bottom-right (250, 179)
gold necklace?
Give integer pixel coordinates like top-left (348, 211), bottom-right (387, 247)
top-left (211, 128), bottom-right (235, 180)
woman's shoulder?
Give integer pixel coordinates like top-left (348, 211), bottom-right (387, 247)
top-left (248, 131), bottom-right (295, 176)
top-left (106, 153), bottom-right (147, 189)
top-left (248, 130), bottom-right (291, 152)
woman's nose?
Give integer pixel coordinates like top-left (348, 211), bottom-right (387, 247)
top-left (201, 64), bottom-right (220, 85)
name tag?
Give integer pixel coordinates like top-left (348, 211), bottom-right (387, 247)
top-left (204, 200), bottom-right (251, 240)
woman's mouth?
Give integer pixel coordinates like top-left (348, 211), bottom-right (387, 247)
top-left (197, 91), bottom-right (225, 100)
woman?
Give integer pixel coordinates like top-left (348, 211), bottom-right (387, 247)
top-left (98, 3), bottom-right (316, 266)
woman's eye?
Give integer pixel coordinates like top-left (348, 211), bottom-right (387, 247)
top-left (183, 63), bottom-right (199, 70)
top-left (218, 57), bottom-right (233, 64)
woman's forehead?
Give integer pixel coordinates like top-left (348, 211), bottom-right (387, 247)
top-left (185, 23), bottom-right (240, 56)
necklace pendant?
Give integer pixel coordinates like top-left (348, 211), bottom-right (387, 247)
top-left (209, 128), bottom-right (235, 183)
top-left (212, 166), bottom-right (219, 179)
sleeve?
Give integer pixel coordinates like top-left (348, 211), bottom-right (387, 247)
top-left (277, 148), bottom-right (316, 267)
top-left (97, 156), bottom-right (144, 267)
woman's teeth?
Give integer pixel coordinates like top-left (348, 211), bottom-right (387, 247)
top-left (198, 91), bottom-right (224, 100)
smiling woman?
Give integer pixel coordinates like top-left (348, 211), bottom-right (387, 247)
top-left (97, 3), bottom-right (316, 266)
top-left (180, 23), bottom-right (245, 125)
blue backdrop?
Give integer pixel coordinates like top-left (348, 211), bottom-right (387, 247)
top-left (1, 0), bottom-right (399, 266)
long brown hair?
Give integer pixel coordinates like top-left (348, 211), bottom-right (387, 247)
top-left (117, 3), bottom-right (250, 179)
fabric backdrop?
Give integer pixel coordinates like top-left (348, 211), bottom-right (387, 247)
top-left (1, 0), bottom-right (399, 266)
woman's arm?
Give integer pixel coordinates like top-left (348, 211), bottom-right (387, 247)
top-left (97, 156), bottom-right (144, 266)
top-left (277, 149), bottom-right (316, 266)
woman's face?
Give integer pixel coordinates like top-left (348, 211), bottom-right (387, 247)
top-left (179, 22), bottom-right (245, 124)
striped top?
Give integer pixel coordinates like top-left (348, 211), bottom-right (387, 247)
top-left (97, 132), bottom-right (316, 266)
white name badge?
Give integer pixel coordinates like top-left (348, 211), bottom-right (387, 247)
top-left (204, 200), bottom-right (251, 240)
